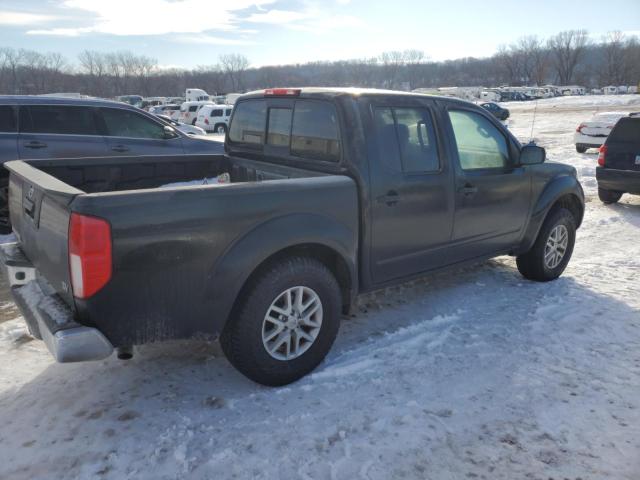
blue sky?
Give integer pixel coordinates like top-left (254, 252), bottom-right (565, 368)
top-left (0, 0), bottom-right (638, 68)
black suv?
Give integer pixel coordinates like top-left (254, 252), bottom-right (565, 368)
top-left (0, 96), bottom-right (224, 232)
top-left (596, 115), bottom-right (640, 204)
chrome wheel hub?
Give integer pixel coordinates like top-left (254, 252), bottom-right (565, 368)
top-left (544, 224), bottom-right (569, 269)
top-left (262, 286), bottom-right (323, 361)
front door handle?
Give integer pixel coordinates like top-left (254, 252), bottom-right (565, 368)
top-left (458, 184), bottom-right (478, 197)
top-left (376, 190), bottom-right (400, 206)
top-left (24, 141), bottom-right (47, 149)
top-left (111, 145), bottom-right (130, 153)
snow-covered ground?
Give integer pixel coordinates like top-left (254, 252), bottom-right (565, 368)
top-left (1, 95), bottom-right (639, 480)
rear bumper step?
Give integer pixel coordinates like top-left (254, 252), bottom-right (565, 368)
top-left (1, 243), bottom-right (113, 362)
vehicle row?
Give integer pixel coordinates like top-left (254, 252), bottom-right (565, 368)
top-left (0, 96), bottom-right (225, 232)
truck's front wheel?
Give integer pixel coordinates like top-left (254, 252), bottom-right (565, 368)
top-left (516, 207), bottom-right (576, 282)
top-left (220, 256), bottom-right (341, 386)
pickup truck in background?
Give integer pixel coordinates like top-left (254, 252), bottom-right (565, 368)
top-left (1, 88), bottom-right (584, 386)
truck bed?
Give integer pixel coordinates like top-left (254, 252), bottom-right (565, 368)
top-left (4, 154), bottom-right (358, 347)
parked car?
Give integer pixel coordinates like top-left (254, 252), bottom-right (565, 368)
top-left (480, 90), bottom-right (501, 102)
top-left (479, 102), bottom-right (510, 120)
top-left (574, 111), bottom-right (628, 153)
top-left (148, 104), bottom-right (180, 116)
top-left (179, 101), bottom-right (213, 125)
top-left (0, 96), bottom-right (224, 232)
top-left (195, 104), bottom-right (233, 133)
top-left (155, 114), bottom-right (206, 136)
top-left (0, 87), bottom-right (584, 386)
top-left (596, 116), bottom-right (640, 203)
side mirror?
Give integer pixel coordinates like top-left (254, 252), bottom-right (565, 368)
top-left (163, 125), bottom-right (179, 139)
top-left (519, 144), bottom-right (545, 165)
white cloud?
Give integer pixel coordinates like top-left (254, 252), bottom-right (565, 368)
top-left (26, 0), bottom-right (276, 36)
top-left (246, 9), bottom-right (311, 24)
top-left (0, 11), bottom-right (58, 26)
top-left (175, 34), bottom-right (256, 46)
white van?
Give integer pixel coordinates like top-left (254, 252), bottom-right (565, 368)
top-left (179, 101), bottom-right (214, 125)
top-left (185, 88), bottom-right (211, 102)
top-left (604, 86), bottom-right (618, 95)
top-left (195, 104), bottom-right (234, 133)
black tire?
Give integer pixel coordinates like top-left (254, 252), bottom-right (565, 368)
top-left (516, 207), bottom-right (576, 282)
top-left (598, 187), bottom-right (622, 204)
top-left (575, 144), bottom-right (587, 153)
top-left (220, 256), bottom-right (341, 386)
top-left (214, 124), bottom-right (227, 134)
top-left (0, 176), bottom-right (11, 235)
top-left (191, 118), bottom-right (197, 126)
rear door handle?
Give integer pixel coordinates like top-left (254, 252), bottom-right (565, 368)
top-left (376, 191), bottom-right (400, 206)
top-left (111, 145), bottom-right (130, 153)
top-left (24, 141), bottom-right (47, 149)
top-left (458, 184), bottom-right (478, 196)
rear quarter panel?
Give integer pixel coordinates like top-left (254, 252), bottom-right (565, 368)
top-left (72, 175), bottom-right (358, 346)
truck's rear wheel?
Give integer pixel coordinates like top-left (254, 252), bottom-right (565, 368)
top-left (220, 256), bottom-right (341, 386)
top-left (215, 124), bottom-right (227, 134)
top-left (516, 207), bottom-right (576, 282)
top-left (598, 187), bottom-right (622, 204)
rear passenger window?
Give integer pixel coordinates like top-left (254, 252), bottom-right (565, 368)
top-left (374, 107), bottom-right (439, 173)
top-left (608, 118), bottom-right (640, 143)
top-left (211, 109), bottom-right (223, 117)
top-left (291, 100), bottom-right (340, 161)
top-left (225, 109), bottom-right (233, 116)
top-left (394, 108), bottom-right (439, 172)
top-left (0, 106), bottom-right (16, 133)
top-left (189, 106), bottom-right (198, 112)
top-left (100, 108), bottom-right (166, 139)
top-left (448, 110), bottom-right (508, 170)
top-left (267, 108), bottom-right (292, 146)
top-left (228, 100), bottom-right (266, 145)
top-left (20, 105), bottom-right (98, 135)
top-left (374, 108), bottom-right (402, 171)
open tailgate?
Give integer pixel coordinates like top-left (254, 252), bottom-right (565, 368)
top-left (4, 160), bottom-right (84, 309)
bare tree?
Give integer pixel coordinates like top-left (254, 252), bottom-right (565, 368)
top-left (219, 53), bottom-right (249, 92)
top-left (379, 51), bottom-right (405, 89)
top-left (517, 36), bottom-right (548, 86)
top-left (548, 30), bottom-right (589, 85)
top-left (600, 31), bottom-right (627, 85)
top-left (494, 45), bottom-right (522, 85)
top-left (0, 48), bottom-right (25, 94)
top-left (403, 49), bottom-right (428, 90)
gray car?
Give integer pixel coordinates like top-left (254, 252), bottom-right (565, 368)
top-left (0, 96), bottom-right (224, 232)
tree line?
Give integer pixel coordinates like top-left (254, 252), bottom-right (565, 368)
top-left (0, 30), bottom-right (638, 98)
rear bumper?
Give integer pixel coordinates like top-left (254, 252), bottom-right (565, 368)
top-left (574, 132), bottom-right (605, 147)
top-left (0, 243), bottom-right (113, 362)
top-left (596, 167), bottom-right (640, 194)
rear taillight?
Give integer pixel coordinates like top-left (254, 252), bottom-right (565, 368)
top-left (598, 145), bottom-right (607, 167)
top-left (576, 123), bottom-right (586, 133)
top-left (68, 213), bottom-right (112, 299)
top-left (205, 118), bottom-right (209, 124)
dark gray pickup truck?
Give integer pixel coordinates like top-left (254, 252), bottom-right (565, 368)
top-left (1, 88), bottom-right (584, 385)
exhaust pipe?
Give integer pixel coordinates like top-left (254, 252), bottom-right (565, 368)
top-left (116, 346), bottom-right (133, 360)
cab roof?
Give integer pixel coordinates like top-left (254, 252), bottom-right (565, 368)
top-left (240, 87), bottom-right (474, 106)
